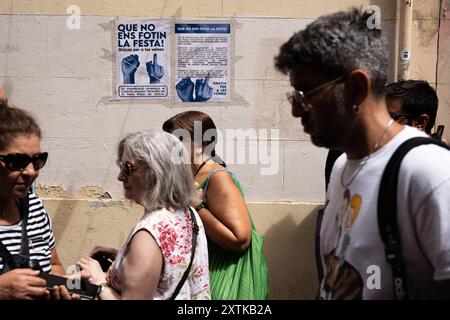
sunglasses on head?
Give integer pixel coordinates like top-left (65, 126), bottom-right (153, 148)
top-left (0, 152), bottom-right (48, 172)
top-left (116, 160), bottom-right (136, 176)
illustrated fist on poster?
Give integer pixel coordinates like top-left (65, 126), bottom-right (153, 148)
top-left (176, 76), bottom-right (195, 102)
top-left (146, 53), bottom-right (164, 84)
top-left (195, 75), bottom-right (213, 102)
top-left (121, 54), bottom-right (140, 84)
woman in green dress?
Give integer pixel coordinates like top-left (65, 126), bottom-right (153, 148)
top-left (163, 111), bottom-right (269, 300)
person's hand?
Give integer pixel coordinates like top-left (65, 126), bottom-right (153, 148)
top-left (77, 257), bottom-right (107, 286)
top-left (49, 285), bottom-right (80, 300)
top-left (195, 75), bottom-right (213, 102)
top-left (0, 269), bottom-right (48, 300)
top-left (90, 246), bottom-right (118, 261)
top-left (176, 76), bottom-right (195, 102)
top-left (146, 53), bottom-right (164, 84)
top-left (122, 54), bottom-right (140, 84)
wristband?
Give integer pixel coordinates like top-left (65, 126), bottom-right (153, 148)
top-left (195, 202), bottom-right (206, 212)
top-left (97, 283), bottom-right (109, 298)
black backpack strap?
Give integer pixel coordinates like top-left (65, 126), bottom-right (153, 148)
top-left (0, 240), bottom-right (12, 274)
top-left (324, 149), bottom-right (344, 192)
top-left (315, 208), bottom-right (325, 284)
top-left (0, 240), bottom-right (12, 260)
top-left (170, 207), bottom-right (199, 300)
top-left (378, 137), bottom-right (449, 300)
top-left (17, 193), bottom-right (30, 256)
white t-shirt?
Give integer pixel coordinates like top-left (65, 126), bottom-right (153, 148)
top-left (319, 126), bottom-right (450, 299)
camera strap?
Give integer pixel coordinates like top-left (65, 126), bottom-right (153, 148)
top-left (18, 193), bottom-right (30, 257)
top-left (0, 238), bottom-right (11, 260)
top-left (0, 193), bottom-right (30, 261)
top-left (170, 207), bottom-right (199, 300)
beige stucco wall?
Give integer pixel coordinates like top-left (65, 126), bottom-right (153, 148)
top-left (43, 199), bottom-right (321, 299)
top-left (0, 0), bottom-right (448, 299)
top-left (1, 0), bottom-right (446, 201)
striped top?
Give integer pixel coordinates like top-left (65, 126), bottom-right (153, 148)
top-left (0, 192), bottom-right (55, 273)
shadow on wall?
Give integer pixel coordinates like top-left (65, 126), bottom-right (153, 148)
top-left (46, 199), bottom-right (321, 299)
top-left (44, 199), bottom-right (141, 269)
top-left (262, 207), bottom-right (319, 299)
top-left (44, 199), bottom-right (87, 268)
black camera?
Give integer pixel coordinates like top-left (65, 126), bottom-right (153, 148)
top-left (0, 254), bottom-right (41, 274)
top-left (91, 253), bottom-right (113, 272)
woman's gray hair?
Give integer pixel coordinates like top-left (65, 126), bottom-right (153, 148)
top-left (117, 130), bottom-right (196, 212)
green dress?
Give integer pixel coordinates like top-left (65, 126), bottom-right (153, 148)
top-left (198, 168), bottom-right (269, 300)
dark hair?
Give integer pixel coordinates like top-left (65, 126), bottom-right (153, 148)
top-left (163, 111), bottom-right (218, 155)
top-left (385, 80), bottom-right (438, 134)
top-left (0, 100), bottom-right (41, 151)
top-left (275, 8), bottom-right (388, 98)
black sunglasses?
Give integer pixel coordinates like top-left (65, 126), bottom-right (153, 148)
top-left (116, 160), bottom-right (136, 176)
top-left (0, 152), bottom-right (48, 172)
top-left (389, 111), bottom-right (414, 121)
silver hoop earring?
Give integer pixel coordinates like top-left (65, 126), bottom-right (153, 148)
top-left (352, 104), bottom-right (359, 114)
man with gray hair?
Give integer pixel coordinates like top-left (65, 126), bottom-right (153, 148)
top-left (275, 8), bottom-right (450, 299)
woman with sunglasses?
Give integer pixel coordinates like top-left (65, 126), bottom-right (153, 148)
top-left (0, 101), bottom-right (77, 300)
top-left (162, 111), bottom-right (269, 300)
top-left (77, 131), bottom-right (210, 299)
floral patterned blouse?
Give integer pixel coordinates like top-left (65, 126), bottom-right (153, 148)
top-left (107, 207), bottom-right (211, 300)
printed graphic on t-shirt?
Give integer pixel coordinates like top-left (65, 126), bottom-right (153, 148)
top-left (321, 252), bottom-right (363, 299)
top-left (320, 189), bottom-right (363, 299)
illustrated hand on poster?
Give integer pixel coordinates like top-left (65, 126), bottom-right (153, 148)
top-left (121, 54), bottom-right (140, 84)
top-left (194, 75), bottom-right (213, 102)
top-left (175, 76), bottom-right (195, 102)
top-left (146, 53), bottom-right (164, 84)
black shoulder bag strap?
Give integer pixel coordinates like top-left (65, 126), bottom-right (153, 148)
top-left (18, 193), bottom-right (30, 256)
top-left (0, 193), bottom-right (31, 268)
top-left (170, 207), bottom-right (199, 300)
top-left (0, 237), bottom-right (11, 261)
top-left (378, 137), bottom-right (449, 300)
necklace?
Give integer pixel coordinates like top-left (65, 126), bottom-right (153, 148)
top-left (341, 118), bottom-right (394, 188)
top-left (0, 200), bottom-right (13, 217)
top-left (0, 204), bottom-right (6, 217)
top-left (194, 156), bottom-right (212, 177)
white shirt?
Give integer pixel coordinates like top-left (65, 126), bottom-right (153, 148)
top-left (320, 126), bottom-right (450, 299)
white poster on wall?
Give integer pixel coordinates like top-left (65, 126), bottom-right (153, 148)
top-left (115, 19), bottom-right (171, 100)
top-left (175, 23), bottom-right (231, 103)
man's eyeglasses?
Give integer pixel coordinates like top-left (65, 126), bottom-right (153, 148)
top-left (116, 160), bottom-right (136, 176)
top-left (287, 76), bottom-right (345, 110)
top-left (389, 111), bottom-right (414, 121)
top-left (0, 152), bottom-right (48, 172)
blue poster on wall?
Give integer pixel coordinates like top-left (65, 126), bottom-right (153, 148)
top-left (115, 19), bottom-right (171, 100)
top-left (175, 23), bottom-right (231, 103)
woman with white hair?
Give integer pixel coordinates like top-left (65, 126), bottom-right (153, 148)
top-left (77, 131), bottom-right (210, 300)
